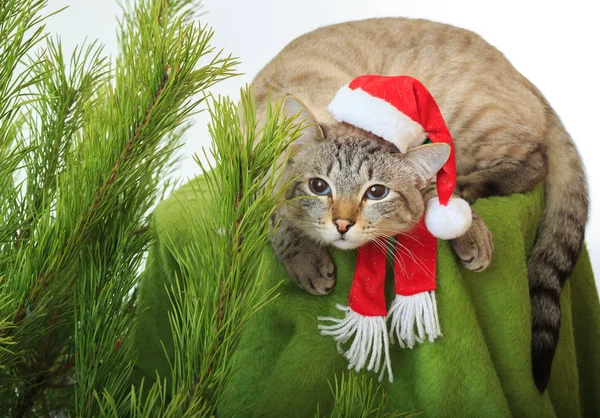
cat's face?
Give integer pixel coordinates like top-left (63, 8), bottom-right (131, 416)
top-left (282, 127), bottom-right (450, 249)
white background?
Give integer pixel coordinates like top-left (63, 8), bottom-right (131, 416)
top-left (46, 0), bottom-right (600, 282)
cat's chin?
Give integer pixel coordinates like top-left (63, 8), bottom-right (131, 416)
top-left (330, 239), bottom-right (362, 250)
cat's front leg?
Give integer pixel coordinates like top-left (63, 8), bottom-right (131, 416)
top-left (270, 213), bottom-right (336, 295)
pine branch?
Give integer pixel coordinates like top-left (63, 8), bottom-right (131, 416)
top-left (316, 373), bottom-right (415, 418)
top-left (15, 63), bottom-right (170, 308)
top-left (12, 373), bottom-right (45, 418)
top-left (131, 88), bottom-right (303, 417)
top-left (1, 0), bottom-right (237, 415)
top-left (0, 0), bottom-right (54, 403)
top-left (3, 43), bottom-right (110, 396)
top-left (68, 1), bottom-right (237, 415)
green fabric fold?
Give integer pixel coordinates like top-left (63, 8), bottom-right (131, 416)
top-left (133, 176), bottom-right (600, 417)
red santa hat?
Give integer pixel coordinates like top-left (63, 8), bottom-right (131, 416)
top-left (318, 75), bottom-right (472, 382)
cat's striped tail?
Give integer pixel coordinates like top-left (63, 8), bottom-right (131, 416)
top-left (528, 108), bottom-right (589, 392)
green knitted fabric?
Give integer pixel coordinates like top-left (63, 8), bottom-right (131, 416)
top-left (132, 176), bottom-right (600, 417)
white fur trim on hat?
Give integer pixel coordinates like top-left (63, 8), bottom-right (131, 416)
top-left (424, 197), bottom-right (472, 240)
top-left (328, 85), bottom-right (427, 153)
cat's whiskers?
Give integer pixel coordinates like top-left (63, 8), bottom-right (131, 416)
top-left (371, 233), bottom-right (435, 279)
top-left (375, 225), bottom-right (428, 247)
top-left (371, 236), bottom-right (409, 277)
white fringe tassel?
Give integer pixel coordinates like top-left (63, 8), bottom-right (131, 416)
top-left (318, 304), bottom-right (393, 382)
top-left (388, 292), bottom-right (442, 349)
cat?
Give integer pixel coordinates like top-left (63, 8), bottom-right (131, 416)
top-left (251, 17), bottom-right (588, 392)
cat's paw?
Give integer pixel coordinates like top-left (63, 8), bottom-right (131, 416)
top-left (449, 213), bottom-right (493, 272)
top-left (282, 246), bottom-right (336, 295)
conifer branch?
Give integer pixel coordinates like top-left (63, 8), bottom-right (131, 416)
top-left (1, 0), bottom-right (237, 415)
top-left (317, 374), bottom-right (413, 418)
top-left (13, 373), bottom-right (45, 418)
top-left (142, 89), bottom-right (302, 417)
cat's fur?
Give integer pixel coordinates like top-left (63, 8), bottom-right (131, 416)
top-left (251, 18), bottom-right (589, 392)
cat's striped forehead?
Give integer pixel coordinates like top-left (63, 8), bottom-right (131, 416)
top-left (312, 138), bottom-right (405, 188)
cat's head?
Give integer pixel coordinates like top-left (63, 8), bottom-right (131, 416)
top-left (280, 96), bottom-right (450, 249)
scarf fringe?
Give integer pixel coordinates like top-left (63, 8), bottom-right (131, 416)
top-left (318, 304), bottom-right (393, 382)
top-left (388, 291), bottom-right (442, 348)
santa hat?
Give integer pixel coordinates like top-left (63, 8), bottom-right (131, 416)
top-left (318, 75), bottom-right (472, 382)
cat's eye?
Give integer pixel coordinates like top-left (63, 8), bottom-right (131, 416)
top-left (309, 178), bottom-right (331, 195)
top-left (365, 185), bottom-right (388, 200)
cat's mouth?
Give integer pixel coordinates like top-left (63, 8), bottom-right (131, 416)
top-left (331, 237), bottom-right (362, 250)
top-left (319, 225), bottom-right (366, 249)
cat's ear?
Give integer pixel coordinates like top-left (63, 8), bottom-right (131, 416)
top-left (403, 143), bottom-right (451, 189)
top-left (283, 95), bottom-right (325, 153)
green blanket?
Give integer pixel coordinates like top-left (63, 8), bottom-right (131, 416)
top-left (133, 176), bottom-right (600, 417)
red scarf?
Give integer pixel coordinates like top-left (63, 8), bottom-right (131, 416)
top-left (319, 218), bottom-right (440, 382)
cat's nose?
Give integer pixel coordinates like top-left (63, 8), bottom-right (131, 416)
top-left (334, 218), bottom-right (355, 234)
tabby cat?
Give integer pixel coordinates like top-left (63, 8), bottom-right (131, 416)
top-left (251, 18), bottom-right (588, 392)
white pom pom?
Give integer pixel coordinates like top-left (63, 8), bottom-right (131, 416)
top-left (424, 197), bottom-right (472, 240)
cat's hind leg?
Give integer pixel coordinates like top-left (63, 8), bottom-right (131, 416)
top-left (456, 141), bottom-right (548, 203)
